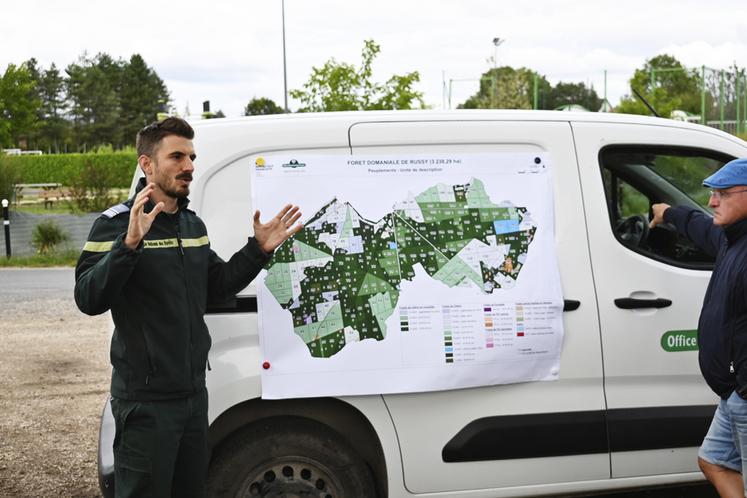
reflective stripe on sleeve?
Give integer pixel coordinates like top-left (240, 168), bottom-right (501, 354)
top-left (82, 240), bottom-right (114, 252)
top-left (181, 236), bottom-right (210, 248)
top-left (83, 236), bottom-right (209, 252)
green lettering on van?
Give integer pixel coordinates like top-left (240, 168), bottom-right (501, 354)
top-left (660, 330), bottom-right (698, 352)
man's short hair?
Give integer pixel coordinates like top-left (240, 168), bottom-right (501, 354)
top-left (136, 117), bottom-right (195, 158)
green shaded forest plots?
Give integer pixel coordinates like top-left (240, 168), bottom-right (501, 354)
top-left (266, 180), bottom-right (535, 358)
top-left (268, 202), bottom-right (400, 357)
top-left (393, 180), bottom-right (534, 285)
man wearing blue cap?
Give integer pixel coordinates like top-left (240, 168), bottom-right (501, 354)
top-left (651, 157), bottom-right (747, 497)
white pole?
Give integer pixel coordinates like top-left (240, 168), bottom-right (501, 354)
top-left (2, 198), bottom-right (10, 258)
top-left (282, 0), bottom-right (289, 112)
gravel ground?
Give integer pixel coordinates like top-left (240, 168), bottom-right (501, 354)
top-left (0, 269), bottom-right (110, 497)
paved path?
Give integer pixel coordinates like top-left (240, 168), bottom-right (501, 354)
top-left (0, 267), bottom-right (74, 301)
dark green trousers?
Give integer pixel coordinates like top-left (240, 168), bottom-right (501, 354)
top-left (111, 388), bottom-right (209, 498)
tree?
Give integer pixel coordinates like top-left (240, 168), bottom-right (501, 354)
top-left (459, 66), bottom-right (543, 109)
top-left (290, 39), bottom-right (425, 112)
top-left (0, 62), bottom-right (40, 148)
top-left (24, 58), bottom-right (70, 151)
top-left (702, 63), bottom-right (745, 122)
top-left (66, 52), bottom-right (169, 149)
top-left (28, 61), bottom-right (69, 152)
top-left (66, 53), bottom-right (121, 149)
top-left (118, 54), bottom-right (170, 145)
top-left (459, 67), bottom-right (602, 111)
top-left (548, 82), bottom-right (602, 111)
top-left (0, 52), bottom-right (170, 151)
top-left (244, 97), bottom-right (284, 116)
top-left (616, 54), bottom-right (701, 118)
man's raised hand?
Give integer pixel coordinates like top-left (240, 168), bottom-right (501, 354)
top-left (254, 204), bottom-right (303, 254)
top-left (124, 183), bottom-right (164, 250)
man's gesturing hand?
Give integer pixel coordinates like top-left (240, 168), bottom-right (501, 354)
top-left (254, 204), bottom-right (303, 254)
top-left (649, 203), bottom-right (671, 230)
top-left (124, 183), bottom-right (164, 250)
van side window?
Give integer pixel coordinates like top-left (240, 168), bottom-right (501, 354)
top-left (600, 147), bottom-right (732, 269)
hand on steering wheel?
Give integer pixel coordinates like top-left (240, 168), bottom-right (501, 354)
top-left (616, 214), bottom-right (650, 247)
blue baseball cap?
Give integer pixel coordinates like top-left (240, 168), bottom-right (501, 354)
top-left (703, 157), bottom-right (747, 188)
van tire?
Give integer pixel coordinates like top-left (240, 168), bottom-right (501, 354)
top-left (207, 417), bottom-right (378, 498)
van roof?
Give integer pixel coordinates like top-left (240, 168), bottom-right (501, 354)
top-left (190, 110), bottom-right (743, 146)
top-left (189, 109), bottom-right (704, 127)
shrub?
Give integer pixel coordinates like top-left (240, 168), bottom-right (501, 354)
top-left (69, 158), bottom-right (124, 212)
top-left (31, 220), bottom-right (70, 255)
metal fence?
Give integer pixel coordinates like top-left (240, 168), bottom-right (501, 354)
top-left (5, 211), bottom-right (97, 256)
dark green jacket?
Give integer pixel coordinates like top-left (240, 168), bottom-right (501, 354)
top-left (75, 179), bottom-right (270, 400)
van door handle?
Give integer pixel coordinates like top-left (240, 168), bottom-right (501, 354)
top-left (614, 298), bottom-right (672, 309)
top-left (563, 300), bottom-right (580, 311)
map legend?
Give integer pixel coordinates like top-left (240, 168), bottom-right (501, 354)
top-left (516, 304), bottom-right (525, 337)
top-left (480, 303), bottom-right (517, 349)
top-left (444, 333), bottom-right (454, 363)
top-left (400, 310), bottom-right (409, 332)
top-left (398, 305), bottom-right (441, 333)
top-left (483, 306), bottom-right (494, 348)
top-left (439, 304), bottom-right (486, 363)
top-left (444, 307), bottom-right (453, 363)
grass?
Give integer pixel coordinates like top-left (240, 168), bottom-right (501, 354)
top-left (14, 203), bottom-right (85, 215)
top-left (0, 249), bottom-right (78, 268)
top-left (11, 188), bottom-right (130, 215)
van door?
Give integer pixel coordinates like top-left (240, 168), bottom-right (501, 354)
top-left (350, 120), bottom-right (606, 493)
top-left (573, 121), bottom-right (747, 478)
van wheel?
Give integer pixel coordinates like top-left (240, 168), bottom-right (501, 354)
top-left (207, 417), bottom-right (378, 498)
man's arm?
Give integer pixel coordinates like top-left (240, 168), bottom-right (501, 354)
top-left (74, 185), bottom-right (163, 315)
top-left (206, 204), bottom-right (302, 303)
top-left (650, 203), bottom-right (723, 257)
top-left (206, 239), bottom-right (272, 304)
top-left (74, 222), bottom-right (140, 315)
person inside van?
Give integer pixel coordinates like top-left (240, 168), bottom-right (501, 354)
top-left (74, 117), bottom-right (302, 498)
top-left (651, 157), bottom-right (747, 498)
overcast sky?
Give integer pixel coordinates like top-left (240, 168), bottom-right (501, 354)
top-left (3, 0), bottom-right (746, 117)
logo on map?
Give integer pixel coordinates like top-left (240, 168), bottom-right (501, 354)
top-left (282, 159), bottom-right (306, 169)
top-left (255, 157), bottom-right (274, 171)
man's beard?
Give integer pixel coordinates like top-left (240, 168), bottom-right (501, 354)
top-left (160, 173), bottom-right (192, 199)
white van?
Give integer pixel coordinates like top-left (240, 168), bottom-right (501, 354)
top-left (98, 110), bottom-right (747, 497)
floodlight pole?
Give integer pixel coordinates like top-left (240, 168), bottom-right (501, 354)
top-left (442, 70), bottom-right (446, 110)
top-left (701, 65), bottom-right (706, 125)
top-left (604, 70), bottom-right (607, 108)
top-left (492, 37), bottom-right (504, 109)
top-left (282, 0), bottom-right (289, 113)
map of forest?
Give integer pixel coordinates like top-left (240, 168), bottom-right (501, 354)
top-left (264, 178), bottom-right (537, 358)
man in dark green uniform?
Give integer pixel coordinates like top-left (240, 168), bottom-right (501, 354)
top-left (74, 117), bottom-right (301, 497)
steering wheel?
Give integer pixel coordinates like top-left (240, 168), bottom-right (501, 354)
top-left (616, 214), bottom-right (650, 247)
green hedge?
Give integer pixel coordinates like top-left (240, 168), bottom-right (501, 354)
top-left (4, 152), bottom-right (136, 188)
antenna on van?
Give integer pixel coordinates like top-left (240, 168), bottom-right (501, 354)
top-left (632, 87), bottom-right (660, 118)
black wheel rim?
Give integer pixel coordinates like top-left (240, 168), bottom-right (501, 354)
top-left (237, 456), bottom-right (343, 498)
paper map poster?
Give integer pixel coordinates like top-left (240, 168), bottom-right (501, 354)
top-left (251, 153), bottom-right (564, 399)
